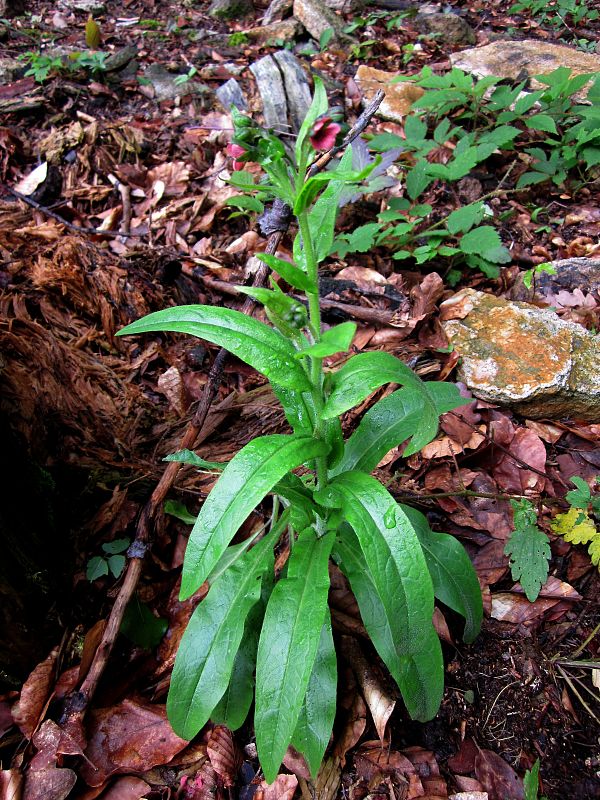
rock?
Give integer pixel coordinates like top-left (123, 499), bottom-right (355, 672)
top-left (67, 0), bottom-right (106, 13)
top-left (510, 257), bottom-right (600, 302)
top-left (208, 0), bottom-right (252, 19)
top-left (440, 288), bottom-right (600, 421)
top-left (354, 65), bottom-right (424, 122)
top-left (216, 78), bottom-right (248, 111)
top-left (0, 56), bottom-right (22, 85)
top-left (263, 0), bottom-right (293, 24)
top-left (250, 51), bottom-right (311, 133)
top-left (244, 19), bottom-right (303, 46)
top-left (451, 41), bottom-right (600, 97)
top-left (414, 12), bottom-right (475, 46)
top-left (323, 0), bottom-right (364, 12)
top-left (142, 64), bottom-right (208, 102)
top-left (104, 46), bottom-right (138, 73)
top-left (292, 0), bottom-right (349, 43)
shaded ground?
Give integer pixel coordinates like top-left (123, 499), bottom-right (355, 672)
top-left (0, 0), bottom-right (599, 798)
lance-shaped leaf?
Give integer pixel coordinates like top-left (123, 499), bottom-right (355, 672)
top-left (297, 322), bottom-right (356, 359)
top-left (255, 528), bottom-right (334, 784)
top-left (401, 505), bottom-right (482, 643)
top-left (334, 383), bottom-right (467, 474)
top-left (117, 305), bottom-right (311, 392)
top-left (181, 435), bottom-right (329, 599)
top-left (167, 531), bottom-right (274, 740)
top-left (319, 472), bottom-right (443, 721)
top-left (292, 613), bottom-right (337, 779)
top-left (256, 253), bottom-right (315, 293)
top-left (322, 352), bottom-right (437, 430)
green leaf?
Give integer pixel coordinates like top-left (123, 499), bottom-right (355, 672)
top-left (101, 538), bottom-right (130, 555)
top-left (164, 500), bottom-right (197, 525)
top-left (401, 505), bottom-right (482, 643)
top-left (181, 434), bottom-right (329, 599)
top-left (307, 147), bottom-right (354, 262)
top-left (107, 554), bottom-right (126, 578)
top-left (369, 132), bottom-right (405, 152)
top-left (334, 383), bottom-right (467, 475)
top-left (298, 322), bottom-right (356, 359)
top-left (291, 613), bottom-right (337, 778)
top-left (565, 476), bottom-right (591, 508)
top-left (296, 75), bottom-right (328, 166)
top-left (319, 27), bottom-right (334, 50)
top-left (460, 226), bottom-right (511, 263)
top-left (504, 499), bottom-right (551, 602)
top-left (255, 253), bottom-right (315, 292)
top-left (86, 555), bottom-right (108, 581)
top-left (121, 599), bottom-right (168, 649)
top-left (163, 450), bottom-right (225, 470)
top-left (321, 473), bottom-right (443, 721)
top-left (167, 530), bottom-right (274, 740)
top-left (117, 305), bottom-right (311, 392)
top-left (523, 758), bottom-right (542, 800)
top-left (527, 114), bottom-right (558, 134)
top-left (446, 202), bottom-right (485, 235)
top-left (406, 162), bottom-right (431, 201)
top-left (255, 528), bottom-right (334, 784)
top-left (322, 351), bottom-right (423, 420)
top-left (225, 194), bottom-right (264, 213)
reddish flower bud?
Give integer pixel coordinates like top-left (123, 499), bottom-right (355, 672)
top-left (226, 142), bottom-right (247, 170)
top-left (309, 117), bottom-right (342, 151)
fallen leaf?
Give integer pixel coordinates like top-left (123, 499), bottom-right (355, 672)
top-left (0, 769), bottom-right (23, 800)
top-left (206, 725), bottom-right (240, 788)
top-left (14, 163), bottom-right (48, 196)
top-left (340, 637), bottom-right (395, 742)
top-left (447, 739), bottom-right (478, 774)
top-left (12, 649), bottom-right (58, 738)
top-left (493, 428), bottom-right (546, 494)
top-left (80, 699), bottom-right (188, 786)
top-left (474, 749), bottom-right (524, 800)
top-left (255, 773), bottom-right (298, 800)
top-left (98, 776), bottom-right (151, 799)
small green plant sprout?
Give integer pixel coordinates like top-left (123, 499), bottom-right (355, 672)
top-left (504, 499), bottom-right (551, 602)
top-left (86, 538), bottom-right (130, 581)
top-left (227, 31), bottom-right (249, 47)
top-left (173, 65), bottom-right (198, 86)
top-left (523, 758), bottom-right (548, 800)
top-left (22, 49), bottom-right (108, 82)
top-left (117, 78), bottom-right (483, 782)
top-left (522, 261), bottom-right (557, 290)
top-left (551, 476), bottom-right (600, 569)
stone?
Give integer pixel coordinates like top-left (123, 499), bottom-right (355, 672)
top-left (244, 19), bottom-right (303, 46)
top-left (216, 78), bottom-right (248, 111)
top-left (354, 65), bottom-right (424, 123)
top-left (510, 257), bottom-right (600, 302)
top-left (208, 0), bottom-right (252, 20)
top-left (250, 51), bottom-right (311, 133)
top-left (450, 40), bottom-right (600, 97)
top-left (263, 0), bottom-right (292, 24)
top-left (440, 288), bottom-right (600, 421)
top-left (104, 46), bottom-right (138, 73)
top-left (0, 57), bottom-right (21, 85)
top-left (323, 0), bottom-right (364, 12)
top-left (414, 12), bottom-right (475, 46)
top-left (292, 0), bottom-right (349, 43)
top-left (67, 0), bottom-right (106, 13)
top-left (142, 64), bottom-right (208, 102)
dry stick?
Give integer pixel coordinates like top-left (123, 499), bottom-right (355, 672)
top-left (64, 88), bottom-right (387, 722)
top-left (2, 186), bottom-right (143, 239)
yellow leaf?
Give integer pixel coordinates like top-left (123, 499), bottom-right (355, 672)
top-left (588, 536), bottom-right (600, 566)
top-left (551, 507), bottom-right (596, 544)
top-left (85, 15), bottom-right (101, 50)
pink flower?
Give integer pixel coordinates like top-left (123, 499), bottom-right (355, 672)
top-left (309, 117), bottom-right (341, 151)
top-left (226, 142), bottom-right (247, 170)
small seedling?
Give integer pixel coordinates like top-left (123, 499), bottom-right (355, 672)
top-left (87, 538), bottom-right (130, 581)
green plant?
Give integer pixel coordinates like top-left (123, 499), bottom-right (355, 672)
top-left (228, 31), bottom-right (249, 47)
top-left (139, 18), bottom-right (162, 29)
top-left (524, 758), bottom-right (548, 800)
top-left (22, 49), bottom-right (108, 82)
top-left (87, 538), bottom-right (130, 581)
top-left (117, 80), bottom-right (482, 782)
top-left (552, 476), bottom-right (600, 568)
top-left (510, 0), bottom-right (598, 31)
top-left (504, 499), bottom-right (551, 602)
top-left (522, 261), bottom-right (557, 290)
top-left (173, 65), bottom-right (198, 86)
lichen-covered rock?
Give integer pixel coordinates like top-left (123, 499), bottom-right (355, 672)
top-left (208, 0), bottom-right (252, 20)
top-left (510, 257), bottom-right (600, 302)
top-left (244, 19), bottom-right (303, 45)
top-left (354, 66), bottom-right (424, 122)
top-left (451, 41), bottom-right (600, 97)
top-left (415, 12), bottom-right (475, 46)
top-left (292, 0), bottom-right (348, 43)
top-left (440, 288), bottom-right (600, 421)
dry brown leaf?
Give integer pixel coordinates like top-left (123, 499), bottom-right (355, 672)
top-left (206, 725), bottom-right (240, 788)
top-left (12, 649), bottom-right (58, 738)
top-left (0, 769), bottom-right (23, 800)
top-left (23, 720), bottom-right (81, 800)
top-left (340, 637), bottom-right (395, 742)
top-left (472, 540), bottom-right (509, 588)
top-left (447, 739), bottom-right (478, 774)
top-left (474, 749), bottom-right (523, 800)
top-left (98, 776), bottom-right (151, 799)
top-left (157, 365), bottom-right (187, 416)
top-left (453, 776), bottom-right (485, 792)
top-left (421, 427), bottom-right (486, 459)
top-left (448, 793), bottom-right (488, 800)
top-left (255, 773), bottom-right (298, 800)
top-left (333, 690), bottom-right (367, 766)
top-left (80, 699), bottom-right (188, 786)
top-left (282, 746), bottom-right (311, 781)
top-left (14, 163), bottom-right (48, 196)
top-left (493, 428), bottom-right (546, 494)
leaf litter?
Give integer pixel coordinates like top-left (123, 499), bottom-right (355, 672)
top-left (0, 0), bottom-right (599, 798)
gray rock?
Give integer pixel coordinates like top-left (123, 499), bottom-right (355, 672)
top-left (142, 64), bottom-right (208, 101)
top-left (0, 56), bottom-right (22, 84)
top-left (208, 0), bottom-right (252, 20)
top-left (510, 257), bottom-right (600, 302)
top-left (216, 78), bottom-right (248, 111)
top-left (451, 40), bottom-right (600, 98)
top-left (414, 11), bottom-right (475, 46)
top-left (249, 55), bottom-right (287, 131)
top-left (262, 0), bottom-right (292, 24)
top-left (273, 50), bottom-right (311, 132)
top-left (104, 46), bottom-right (137, 72)
top-left (323, 0), bottom-right (364, 12)
top-left (441, 288), bottom-right (600, 421)
top-left (67, 0), bottom-right (106, 13)
top-left (292, 0), bottom-right (349, 43)
top-left (245, 18), bottom-right (303, 45)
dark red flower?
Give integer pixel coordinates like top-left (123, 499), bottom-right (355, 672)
top-left (226, 142), bottom-right (247, 170)
top-left (309, 117), bottom-right (342, 151)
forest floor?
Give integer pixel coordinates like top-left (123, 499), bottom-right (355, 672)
top-left (0, 0), bottom-right (599, 798)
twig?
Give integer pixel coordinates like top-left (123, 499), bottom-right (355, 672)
top-left (2, 185), bottom-right (143, 239)
top-left (61, 91), bottom-right (386, 734)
